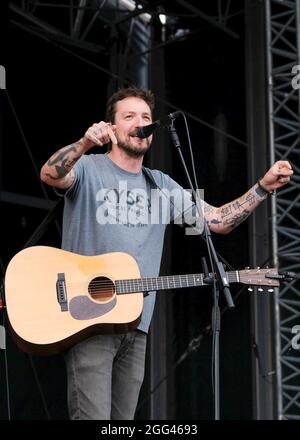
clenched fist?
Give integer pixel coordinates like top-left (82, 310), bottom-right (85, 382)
top-left (259, 160), bottom-right (293, 192)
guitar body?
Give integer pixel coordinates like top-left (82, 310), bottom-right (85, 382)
top-left (5, 246), bottom-right (143, 355)
top-left (5, 245), bottom-right (281, 356)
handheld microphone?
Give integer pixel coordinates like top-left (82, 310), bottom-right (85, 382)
top-left (134, 111), bottom-right (181, 139)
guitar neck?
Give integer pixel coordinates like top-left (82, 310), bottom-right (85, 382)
top-left (115, 271), bottom-right (240, 294)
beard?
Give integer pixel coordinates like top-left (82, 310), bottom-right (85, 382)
top-left (116, 136), bottom-right (151, 158)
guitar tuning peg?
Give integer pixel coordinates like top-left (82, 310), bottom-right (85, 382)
top-left (256, 267), bottom-right (261, 270)
top-left (248, 287), bottom-right (253, 292)
top-left (245, 266), bottom-right (250, 270)
top-left (268, 288), bottom-right (274, 293)
top-left (265, 265), bottom-right (269, 269)
top-left (258, 288), bottom-right (264, 292)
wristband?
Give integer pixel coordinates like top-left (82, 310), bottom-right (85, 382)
top-left (257, 179), bottom-right (274, 197)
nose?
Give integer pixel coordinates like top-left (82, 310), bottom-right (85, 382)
top-left (134, 115), bottom-right (147, 127)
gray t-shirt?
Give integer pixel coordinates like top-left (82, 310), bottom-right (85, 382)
top-left (58, 153), bottom-right (200, 333)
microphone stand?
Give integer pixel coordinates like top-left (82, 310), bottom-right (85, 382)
top-left (167, 118), bottom-right (235, 420)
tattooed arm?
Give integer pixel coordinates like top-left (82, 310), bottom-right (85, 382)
top-left (40, 139), bottom-right (88, 189)
top-left (203, 160), bottom-right (293, 235)
top-left (203, 184), bottom-right (267, 234)
top-left (40, 121), bottom-right (117, 189)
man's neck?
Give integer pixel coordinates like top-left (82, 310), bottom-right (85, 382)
top-left (107, 149), bottom-right (143, 173)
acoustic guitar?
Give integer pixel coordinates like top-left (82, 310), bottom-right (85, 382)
top-left (4, 246), bottom-right (281, 355)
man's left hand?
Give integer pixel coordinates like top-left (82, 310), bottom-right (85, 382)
top-left (260, 160), bottom-right (293, 192)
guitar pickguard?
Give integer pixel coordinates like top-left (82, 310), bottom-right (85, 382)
top-left (69, 295), bottom-right (117, 320)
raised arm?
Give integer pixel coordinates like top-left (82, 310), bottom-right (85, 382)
top-left (204, 160), bottom-right (293, 234)
top-left (40, 122), bottom-right (117, 189)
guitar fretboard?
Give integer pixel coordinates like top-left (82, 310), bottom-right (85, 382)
top-left (115, 271), bottom-right (240, 294)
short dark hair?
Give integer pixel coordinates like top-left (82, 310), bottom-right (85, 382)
top-left (105, 86), bottom-right (155, 123)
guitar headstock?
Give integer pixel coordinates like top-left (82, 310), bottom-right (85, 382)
top-left (238, 268), bottom-right (280, 288)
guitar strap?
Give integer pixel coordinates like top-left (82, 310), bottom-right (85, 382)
top-left (142, 166), bottom-right (159, 190)
top-left (141, 166), bottom-right (160, 297)
top-left (142, 166), bottom-right (188, 228)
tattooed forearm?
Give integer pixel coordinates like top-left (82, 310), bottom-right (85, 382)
top-left (45, 144), bottom-right (81, 180)
top-left (47, 145), bottom-right (77, 166)
top-left (217, 193), bottom-right (257, 231)
top-left (210, 218), bottom-right (222, 225)
top-left (46, 157), bottom-right (79, 180)
top-left (220, 205), bottom-right (232, 218)
top-left (41, 138), bottom-right (90, 189)
top-left (206, 184), bottom-right (268, 234)
top-left (223, 209), bottom-right (250, 229)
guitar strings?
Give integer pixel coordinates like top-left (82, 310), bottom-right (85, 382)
top-left (69, 274), bottom-right (246, 286)
top-left (68, 274), bottom-right (260, 287)
top-left (66, 271), bottom-right (273, 293)
top-left (68, 276), bottom-right (207, 290)
top-left (69, 276), bottom-right (265, 286)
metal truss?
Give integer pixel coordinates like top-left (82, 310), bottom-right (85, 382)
top-left (4, 0), bottom-right (243, 212)
top-left (8, 0), bottom-right (152, 65)
top-left (266, 0), bottom-right (300, 420)
top-left (3, 0), bottom-right (153, 212)
top-left (8, 0), bottom-right (239, 56)
top-left (173, 0), bottom-right (239, 39)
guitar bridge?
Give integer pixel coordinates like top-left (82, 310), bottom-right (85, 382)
top-left (56, 273), bottom-right (68, 312)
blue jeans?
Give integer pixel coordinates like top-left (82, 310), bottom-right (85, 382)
top-left (64, 331), bottom-right (147, 420)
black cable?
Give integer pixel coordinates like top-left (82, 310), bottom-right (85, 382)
top-left (121, 16), bottom-right (136, 86)
top-left (3, 89), bottom-right (62, 238)
top-left (4, 90), bottom-right (48, 199)
top-left (251, 335), bottom-right (276, 385)
top-left (136, 332), bottom-right (205, 412)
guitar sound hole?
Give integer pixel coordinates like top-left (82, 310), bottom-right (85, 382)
top-left (88, 276), bottom-right (115, 302)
